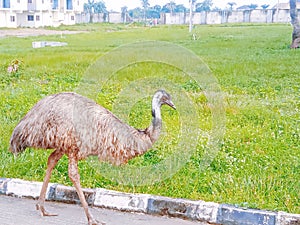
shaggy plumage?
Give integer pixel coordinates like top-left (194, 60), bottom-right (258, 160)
top-left (10, 90), bottom-right (175, 225)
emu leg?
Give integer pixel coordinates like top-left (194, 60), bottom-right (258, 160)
top-left (68, 156), bottom-right (105, 225)
top-left (36, 149), bottom-right (64, 216)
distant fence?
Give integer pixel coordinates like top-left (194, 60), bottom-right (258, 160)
top-left (161, 9), bottom-right (300, 25)
top-left (74, 9), bottom-right (300, 25)
top-left (75, 12), bottom-right (124, 24)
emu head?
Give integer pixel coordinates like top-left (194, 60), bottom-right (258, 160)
top-left (154, 90), bottom-right (176, 110)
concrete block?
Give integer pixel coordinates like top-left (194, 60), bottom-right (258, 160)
top-left (49, 184), bottom-right (95, 205)
top-left (147, 195), bottom-right (218, 222)
top-left (94, 188), bottom-right (149, 213)
top-left (217, 204), bottom-right (277, 225)
top-left (277, 211), bottom-right (300, 225)
top-left (6, 179), bottom-right (45, 199)
top-left (0, 178), bottom-right (9, 194)
top-left (192, 200), bottom-right (219, 223)
top-left (147, 196), bottom-right (186, 216)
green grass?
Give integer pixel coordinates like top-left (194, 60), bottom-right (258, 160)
top-left (0, 23), bottom-right (299, 214)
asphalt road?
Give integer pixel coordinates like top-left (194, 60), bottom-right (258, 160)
top-left (0, 195), bottom-right (209, 225)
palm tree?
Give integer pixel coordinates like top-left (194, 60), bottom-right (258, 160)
top-left (189, 0), bottom-right (197, 33)
top-left (195, 0), bottom-right (213, 12)
top-left (261, 4), bottom-right (269, 9)
top-left (176, 4), bottom-right (187, 13)
top-left (248, 4), bottom-right (258, 9)
top-left (166, 1), bottom-right (176, 15)
top-left (227, 2), bottom-right (236, 11)
top-left (93, 1), bottom-right (106, 13)
top-left (84, 0), bottom-right (94, 23)
top-left (140, 0), bottom-right (150, 22)
top-left (121, 6), bottom-right (128, 23)
top-left (290, 0), bottom-right (300, 48)
top-left (153, 4), bottom-right (162, 12)
top-left (129, 7), bottom-right (143, 20)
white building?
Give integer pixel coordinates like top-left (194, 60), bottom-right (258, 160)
top-left (0, 0), bottom-right (88, 28)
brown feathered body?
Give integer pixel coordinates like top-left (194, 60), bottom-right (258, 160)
top-left (9, 90), bottom-right (175, 225)
top-left (10, 92), bottom-right (169, 165)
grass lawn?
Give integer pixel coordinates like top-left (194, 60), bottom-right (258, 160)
top-left (0, 23), bottom-right (299, 214)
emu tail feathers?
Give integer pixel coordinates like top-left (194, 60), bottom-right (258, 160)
top-left (9, 127), bottom-right (27, 155)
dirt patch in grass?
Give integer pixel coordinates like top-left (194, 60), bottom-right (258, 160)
top-left (0, 28), bottom-right (88, 38)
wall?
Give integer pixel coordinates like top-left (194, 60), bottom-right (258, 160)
top-left (107, 12), bottom-right (122, 23)
top-left (227, 11), bottom-right (244, 23)
top-left (162, 9), bottom-right (300, 25)
top-left (75, 12), bottom-right (122, 24)
top-left (165, 12), bottom-right (186, 24)
top-left (10, 0), bottom-right (27, 11)
top-left (35, 0), bottom-right (52, 11)
top-left (0, 11), bottom-right (18, 28)
top-left (1, 7), bottom-right (299, 28)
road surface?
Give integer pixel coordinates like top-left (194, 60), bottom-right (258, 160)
top-left (0, 195), bottom-right (209, 225)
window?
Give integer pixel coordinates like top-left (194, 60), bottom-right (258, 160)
top-left (3, 0), bottom-right (10, 8)
top-left (71, 15), bottom-right (74, 20)
top-left (52, 0), bottom-right (58, 9)
top-left (28, 15), bottom-right (34, 21)
top-left (66, 0), bottom-right (72, 10)
top-left (28, 0), bottom-right (32, 3)
top-left (17, 0), bottom-right (20, 3)
top-left (36, 15), bottom-right (40, 21)
top-left (10, 16), bottom-right (15, 22)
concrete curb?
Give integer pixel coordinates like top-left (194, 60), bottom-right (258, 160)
top-left (1, 178), bottom-right (299, 225)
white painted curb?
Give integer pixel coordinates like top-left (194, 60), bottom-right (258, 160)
top-left (1, 178), bottom-right (299, 225)
top-left (94, 188), bottom-right (150, 213)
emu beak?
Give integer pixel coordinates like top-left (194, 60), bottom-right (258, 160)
top-left (166, 100), bottom-right (176, 110)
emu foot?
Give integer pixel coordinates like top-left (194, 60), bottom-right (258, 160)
top-left (88, 217), bottom-right (106, 225)
top-left (36, 203), bottom-right (58, 216)
top-left (88, 219), bottom-right (106, 225)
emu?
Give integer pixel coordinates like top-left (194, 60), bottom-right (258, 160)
top-left (9, 90), bottom-right (176, 225)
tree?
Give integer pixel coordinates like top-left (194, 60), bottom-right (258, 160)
top-left (84, 0), bottom-right (94, 23)
top-left (147, 5), bottom-right (161, 18)
top-left (84, 0), bottom-right (106, 22)
top-left (153, 4), bottom-right (162, 13)
top-left (147, 7), bottom-right (160, 18)
top-left (227, 2), bottom-right (236, 11)
top-left (162, 1), bottom-right (176, 14)
top-left (176, 4), bottom-right (187, 13)
top-left (248, 4), bottom-right (258, 9)
top-left (189, 0), bottom-right (197, 33)
top-left (195, 0), bottom-right (213, 12)
top-left (261, 4), bottom-right (269, 9)
top-left (290, 0), bottom-right (300, 48)
top-left (140, 0), bottom-right (150, 22)
top-left (121, 6), bottom-right (128, 23)
top-left (128, 7), bottom-right (143, 20)
top-left (93, 1), bottom-right (106, 13)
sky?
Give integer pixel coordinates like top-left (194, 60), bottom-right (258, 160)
top-left (105, 0), bottom-right (282, 12)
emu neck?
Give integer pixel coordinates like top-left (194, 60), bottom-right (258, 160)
top-left (147, 97), bottom-right (162, 143)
